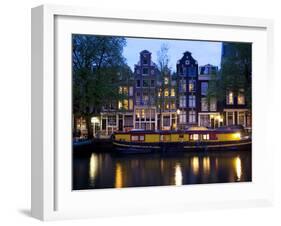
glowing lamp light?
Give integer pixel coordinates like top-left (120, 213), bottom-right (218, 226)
top-left (233, 132), bottom-right (241, 140)
top-left (176, 109), bottom-right (181, 115)
top-left (91, 117), bottom-right (99, 124)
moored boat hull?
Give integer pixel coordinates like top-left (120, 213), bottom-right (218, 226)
top-left (113, 138), bottom-right (251, 154)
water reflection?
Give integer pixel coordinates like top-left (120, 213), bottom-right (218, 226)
top-left (234, 156), bottom-right (242, 181)
top-left (115, 163), bottom-right (123, 188)
top-left (174, 163), bottom-right (183, 186)
top-left (203, 157), bottom-right (210, 174)
top-left (191, 157), bottom-right (199, 176)
top-left (73, 150), bottom-right (251, 190)
top-left (89, 153), bottom-right (98, 186)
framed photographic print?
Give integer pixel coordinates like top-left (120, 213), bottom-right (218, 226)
top-left (31, 4), bottom-right (274, 221)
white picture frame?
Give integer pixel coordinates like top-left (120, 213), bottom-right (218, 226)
top-left (31, 4), bottom-right (274, 221)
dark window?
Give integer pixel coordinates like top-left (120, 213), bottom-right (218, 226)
top-left (143, 58), bottom-right (148, 65)
top-left (142, 68), bottom-right (148, 75)
top-left (136, 80), bottom-right (141, 87)
top-left (188, 67), bottom-right (197, 77)
top-left (151, 80), bottom-right (155, 87)
top-left (143, 80), bottom-right (149, 87)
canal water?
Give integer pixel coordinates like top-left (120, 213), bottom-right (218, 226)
top-left (73, 149), bottom-right (251, 190)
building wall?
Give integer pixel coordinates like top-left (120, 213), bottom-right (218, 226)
top-left (176, 51), bottom-right (199, 128)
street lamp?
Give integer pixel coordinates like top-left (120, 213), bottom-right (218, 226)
top-left (91, 117), bottom-right (99, 138)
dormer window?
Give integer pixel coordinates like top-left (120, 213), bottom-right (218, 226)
top-left (143, 58), bottom-right (148, 65)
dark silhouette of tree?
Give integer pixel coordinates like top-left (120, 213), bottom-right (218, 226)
top-left (208, 42), bottom-right (252, 108)
top-left (72, 35), bottom-right (129, 138)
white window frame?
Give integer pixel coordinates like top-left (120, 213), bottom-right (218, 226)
top-left (189, 95), bottom-right (196, 108)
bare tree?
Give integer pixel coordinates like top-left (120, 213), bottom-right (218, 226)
top-left (157, 43), bottom-right (171, 130)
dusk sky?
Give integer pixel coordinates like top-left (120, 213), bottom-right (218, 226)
top-left (123, 37), bottom-right (222, 72)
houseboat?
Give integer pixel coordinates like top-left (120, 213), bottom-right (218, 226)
top-left (112, 126), bottom-right (251, 153)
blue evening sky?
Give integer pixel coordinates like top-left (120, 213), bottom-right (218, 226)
top-left (123, 37), bottom-right (222, 72)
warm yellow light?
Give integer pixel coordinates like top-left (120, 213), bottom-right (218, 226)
top-left (234, 156), bottom-right (242, 181)
top-left (174, 163), bottom-right (183, 186)
top-left (176, 109), bottom-right (181, 115)
top-left (91, 117), bottom-right (99, 123)
top-left (115, 163), bottom-right (123, 188)
top-left (233, 132), bottom-right (241, 140)
top-left (191, 157), bottom-right (199, 175)
top-left (203, 157), bottom-right (210, 174)
top-left (89, 153), bottom-right (98, 186)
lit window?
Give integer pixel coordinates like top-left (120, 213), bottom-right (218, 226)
top-left (158, 91), bottom-right (162, 97)
top-left (189, 80), bottom-right (195, 92)
top-left (129, 99), bottom-right (133, 110)
top-left (136, 110), bottom-right (140, 120)
top-left (123, 87), bottom-right (128, 95)
top-left (118, 101), bottom-right (122, 109)
top-left (164, 77), bottom-right (169, 85)
top-left (164, 89), bottom-right (169, 97)
top-left (190, 134), bottom-right (199, 140)
top-left (171, 88), bottom-right (175, 97)
top-left (165, 104), bottom-right (169, 110)
top-left (238, 89), bottom-right (245, 105)
top-left (202, 134), bottom-right (209, 140)
top-left (141, 109), bottom-right (145, 118)
top-left (227, 91), bottom-right (234, 105)
top-left (139, 135), bottom-right (145, 141)
top-left (119, 86), bottom-right (123, 94)
top-left (123, 99), bottom-right (128, 110)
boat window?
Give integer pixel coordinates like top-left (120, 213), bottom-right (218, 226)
top-left (202, 134), bottom-right (209, 140)
top-left (139, 135), bottom-right (145, 141)
top-left (190, 134), bottom-right (199, 141)
top-left (131, 135), bottom-right (139, 141)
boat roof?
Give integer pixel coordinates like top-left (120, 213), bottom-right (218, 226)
top-left (114, 128), bottom-right (242, 135)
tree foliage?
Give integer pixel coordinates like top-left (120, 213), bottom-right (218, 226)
top-left (72, 35), bottom-right (128, 115)
top-left (208, 42), bottom-right (252, 108)
top-left (72, 35), bottom-right (130, 137)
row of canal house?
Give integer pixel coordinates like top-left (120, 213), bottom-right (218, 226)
top-left (84, 48), bottom-right (251, 138)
